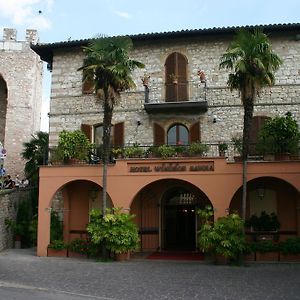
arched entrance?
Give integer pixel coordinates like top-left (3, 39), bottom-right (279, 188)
top-left (230, 176), bottom-right (300, 239)
top-left (130, 179), bottom-right (212, 252)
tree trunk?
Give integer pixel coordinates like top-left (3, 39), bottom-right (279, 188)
top-left (241, 96), bottom-right (254, 221)
top-left (102, 96), bottom-right (113, 217)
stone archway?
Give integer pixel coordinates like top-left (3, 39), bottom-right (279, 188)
top-left (130, 178), bottom-right (212, 252)
top-left (0, 75), bottom-right (8, 144)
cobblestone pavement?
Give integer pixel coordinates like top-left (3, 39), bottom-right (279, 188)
top-left (0, 248), bottom-right (300, 300)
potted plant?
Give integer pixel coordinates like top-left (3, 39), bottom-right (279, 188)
top-left (57, 130), bottom-right (92, 164)
top-left (49, 146), bottom-right (64, 165)
top-left (5, 218), bottom-right (23, 249)
top-left (47, 239), bottom-right (68, 257)
top-left (87, 208), bottom-right (140, 261)
top-left (218, 142), bottom-right (228, 157)
top-left (197, 206), bottom-right (246, 265)
top-left (251, 240), bottom-right (279, 261)
top-left (279, 237), bottom-right (300, 261)
top-left (68, 238), bottom-right (89, 258)
top-left (188, 142), bottom-right (209, 157)
top-left (169, 73), bottom-right (178, 84)
top-left (231, 135), bottom-right (243, 161)
top-left (157, 145), bottom-right (176, 159)
top-left (111, 147), bottom-right (123, 159)
top-left (141, 73), bottom-right (150, 87)
top-left (256, 112), bottom-right (300, 160)
top-left (124, 144), bottom-right (144, 158)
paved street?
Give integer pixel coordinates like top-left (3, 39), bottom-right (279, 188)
top-left (0, 248), bottom-right (299, 300)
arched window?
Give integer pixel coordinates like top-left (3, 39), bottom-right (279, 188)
top-left (165, 52), bottom-right (188, 102)
top-left (167, 124), bottom-right (189, 145)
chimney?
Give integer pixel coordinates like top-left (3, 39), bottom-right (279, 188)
top-left (3, 28), bottom-right (17, 41)
top-left (26, 29), bottom-right (39, 44)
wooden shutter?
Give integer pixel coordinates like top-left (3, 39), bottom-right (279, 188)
top-left (165, 52), bottom-right (188, 102)
top-left (190, 121), bottom-right (200, 143)
top-left (113, 122), bottom-right (124, 147)
top-left (165, 53), bottom-right (176, 102)
top-left (249, 116), bottom-right (270, 155)
top-left (177, 53), bottom-right (188, 101)
top-left (82, 77), bottom-right (94, 94)
top-left (81, 124), bottom-right (92, 142)
top-left (154, 123), bottom-right (165, 146)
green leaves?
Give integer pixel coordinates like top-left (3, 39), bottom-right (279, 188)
top-left (87, 208), bottom-right (139, 254)
top-left (197, 206), bottom-right (246, 260)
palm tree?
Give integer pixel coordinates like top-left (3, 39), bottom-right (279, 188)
top-left (79, 36), bottom-right (144, 217)
top-left (219, 29), bottom-right (282, 220)
top-left (21, 131), bottom-right (49, 184)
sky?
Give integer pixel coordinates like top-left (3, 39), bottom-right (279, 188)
top-left (0, 0), bottom-right (299, 131)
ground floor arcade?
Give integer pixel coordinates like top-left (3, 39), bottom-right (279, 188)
top-left (37, 158), bottom-right (300, 256)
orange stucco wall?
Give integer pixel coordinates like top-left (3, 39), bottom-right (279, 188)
top-left (37, 158), bottom-right (300, 256)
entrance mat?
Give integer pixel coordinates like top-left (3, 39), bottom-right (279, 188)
top-left (147, 251), bottom-right (204, 261)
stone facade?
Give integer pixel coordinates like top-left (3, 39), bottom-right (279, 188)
top-left (41, 26), bottom-right (300, 147)
top-left (0, 28), bottom-right (43, 177)
top-left (0, 188), bottom-right (31, 251)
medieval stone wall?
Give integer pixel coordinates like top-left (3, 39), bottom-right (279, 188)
top-left (48, 32), bottom-right (300, 146)
top-left (0, 188), bottom-right (31, 251)
top-left (0, 28), bottom-right (43, 177)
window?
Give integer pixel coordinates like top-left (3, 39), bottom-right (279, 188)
top-left (153, 121), bottom-right (200, 146)
top-left (167, 124), bottom-right (189, 145)
top-left (81, 122), bottom-right (124, 147)
top-left (165, 52), bottom-right (188, 102)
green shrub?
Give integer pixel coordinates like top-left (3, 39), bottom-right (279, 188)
top-left (69, 238), bottom-right (89, 254)
top-left (157, 145), bottom-right (176, 158)
top-left (87, 208), bottom-right (139, 254)
top-left (188, 142), bottom-right (209, 156)
top-left (48, 239), bottom-right (67, 250)
top-left (251, 240), bottom-right (279, 253)
top-left (279, 238), bottom-right (300, 255)
top-left (197, 206), bottom-right (246, 262)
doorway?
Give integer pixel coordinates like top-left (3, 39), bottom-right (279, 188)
top-left (164, 204), bottom-right (196, 250)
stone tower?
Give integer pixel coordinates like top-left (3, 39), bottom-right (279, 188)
top-left (0, 28), bottom-right (43, 178)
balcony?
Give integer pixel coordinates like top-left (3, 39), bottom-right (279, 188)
top-left (47, 142), bottom-right (300, 166)
top-left (143, 81), bottom-right (207, 114)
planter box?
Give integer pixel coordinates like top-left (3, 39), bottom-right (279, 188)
top-left (244, 253), bottom-right (255, 261)
top-left (255, 251), bottom-right (279, 261)
top-left (280, 253), bottom-right (300, 262)
top-left (68, 251), bottom-right (87, 258)
top-left (115, 252), bottom-right (130, 262)
top-left (47, 248), bottom-right (68, 257)
top-left (214, 254), bottom-right (228, 265)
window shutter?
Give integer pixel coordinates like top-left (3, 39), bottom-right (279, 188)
top-left (154, 123), bottom-right (165, 146)
top-left (249, 116), bottom-right (270, 155)
top-left (165, 53), bottom-right (176, 102)
top-left (113, 122), bottom-right (124, 147)
top-left (82, 77), bottom-right (94, 94)
top-left (190, 121), bottom-right (200, 143)
top-left (165, 52), bottom-right (188, 102)
top-left (177, 53), bottom-right (188, 101)
top-left (81, 124), bottom-right (92, 142)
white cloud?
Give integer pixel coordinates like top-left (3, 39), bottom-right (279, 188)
top-left (114, 10), bottom-right (131, 19)
top-left (0, 0), bottom-right (53, 30)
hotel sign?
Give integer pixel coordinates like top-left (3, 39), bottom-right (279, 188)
top-left (128, 161), bottom-right (214, 173)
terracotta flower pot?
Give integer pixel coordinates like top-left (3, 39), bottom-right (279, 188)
top-left (47, 248), bottom-right (68, 257)
top-left (115, 252), bottom-right (130, 262)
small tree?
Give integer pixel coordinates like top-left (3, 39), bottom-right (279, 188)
top-left (198, 206), bottom-right (246, 264)
top-left (87, 208), bottom-right (139, 256)
top-left (257, 112), bottom-right (300, 155)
